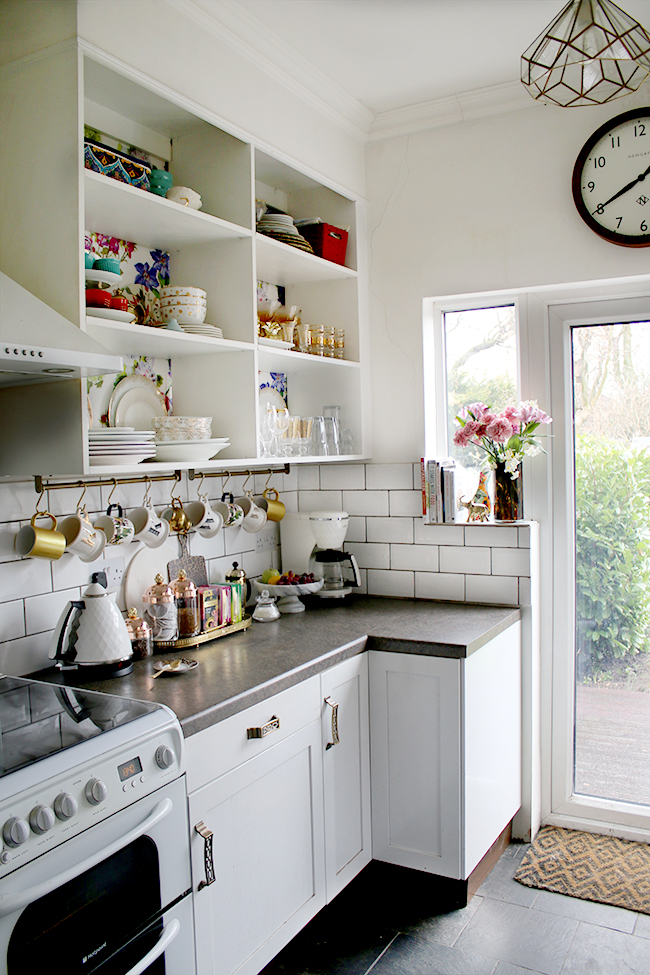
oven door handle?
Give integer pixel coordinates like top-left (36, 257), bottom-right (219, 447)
top-left (0, 797), bottom-right (173, 917)
top-left (124, 918), bottom-right (181, 975)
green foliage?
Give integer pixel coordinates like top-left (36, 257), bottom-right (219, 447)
top-left (575, 437), bottom-right (650, 680)
top-left (447, 370), bottom-right (517, 469)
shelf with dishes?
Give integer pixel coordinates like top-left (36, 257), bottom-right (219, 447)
top-left (85, 170), bottom-right (252, 250)
top-left (257, 344), bottom-right (360, 373)
top-left (255, 232), bottom-right (357, 286)
top-left (85, 316), bottom-right (255, 358)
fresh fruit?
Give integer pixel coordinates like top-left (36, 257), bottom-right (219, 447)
top-left (260, 569), bottom-right (274, 583)
top-left (267, 572), bottom-right (281, 585)
top-left (276, 571), bottom-right (315, 586)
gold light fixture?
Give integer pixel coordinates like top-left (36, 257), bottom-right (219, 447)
top-left (521, 0), bottom-right (650, 106)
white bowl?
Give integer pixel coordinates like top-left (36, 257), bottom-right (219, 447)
top-left (160, 296), bottom-right (207, 307)
top-left (159, 286), bottom-right (207, 299)
top-left (160, 305), bottom-right (207, 324)
top-left (152, 416), bottom-right (212, 441)
top-left (155, 441), bottom-right (227, 462)
top-left (253, 578), bottom-right (323, 614)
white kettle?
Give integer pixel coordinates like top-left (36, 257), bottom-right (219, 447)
top-left (49, 582), bottom-right (133, 676)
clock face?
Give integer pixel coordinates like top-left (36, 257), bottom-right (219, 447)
top-left (572, 108), bottom-right (650, 247)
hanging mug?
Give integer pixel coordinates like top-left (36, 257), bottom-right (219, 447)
top-left (263, 487), bottom-right (285, 522)
top-left (15, 512), bottom-right (66, 560)
top-left (184, 496), bottom-right (224, 538)
top-left (94, 504), bottom-right (135, 545)
top-left (219, 492), bottom-right (244, 528)
top-left (60, 506), bottom-right (106, 562)
top-left (234, 493), bottom-right (267, 533)
top-left (130, 502), bottom-right (171, 548)
top-left (161, 496), bottom-right (192, 533)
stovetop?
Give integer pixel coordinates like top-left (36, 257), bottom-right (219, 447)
top-left (0, 675), bottom-right (161, 778)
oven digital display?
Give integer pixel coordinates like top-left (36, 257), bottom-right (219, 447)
top-left (118, 756), bottom-right (143, 781)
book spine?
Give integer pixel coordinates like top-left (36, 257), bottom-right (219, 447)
top-left (427, 460), bottom-right (441, 523)
top-left (442, 466), bottom-right (456, 523)
top-left (420, 458), bottom-right (427, 517)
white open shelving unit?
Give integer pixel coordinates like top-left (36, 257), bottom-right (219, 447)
top-left (0, 44), bottom-right (369, 478)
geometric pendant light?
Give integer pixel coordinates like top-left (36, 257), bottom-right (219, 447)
top-left (521, 0), bottom-right (650, 106)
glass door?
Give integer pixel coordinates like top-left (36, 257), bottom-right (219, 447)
top-left (549, 298), bottom-right (650, 838)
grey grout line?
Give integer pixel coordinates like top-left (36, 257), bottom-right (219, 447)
top-left (362, 931), bottom-right (401, 975)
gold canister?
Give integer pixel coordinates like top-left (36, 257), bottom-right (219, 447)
top-left (171, 569), bottom-right (200, 637)
top-left (143, 574), bottom-right (178, 645)
top-left (125, 608), bottom-right (153, 659)
top-left (15, 512), bottom-right (66, 560)
top-left (263, 487), bottom-right (285, 522)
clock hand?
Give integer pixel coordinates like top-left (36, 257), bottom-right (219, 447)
top-left (595, 164), bottom-right (650, 212)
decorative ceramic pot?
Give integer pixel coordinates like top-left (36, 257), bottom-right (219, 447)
top-left (494, 463), bottom-right (523, 522)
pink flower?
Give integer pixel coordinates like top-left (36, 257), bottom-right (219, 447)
top-left (453, 427), bottom-right (472, 447)
top-left (503, 405), bottom-right (522, 427)
top-left (485, 417), bottom-right (513, 443)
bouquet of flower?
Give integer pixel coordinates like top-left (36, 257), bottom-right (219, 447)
top-left (453, 401), bottom-right (552, 479)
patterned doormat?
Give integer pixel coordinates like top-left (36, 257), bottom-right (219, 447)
top-left (515, 826), bottom-right (650, 914)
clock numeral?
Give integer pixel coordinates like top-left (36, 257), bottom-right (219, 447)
top-left (642, 220), bottom-right (648, 233)
top-left (610, 136), bottom-right (620, 148)
top-left (616, 217), bottom-right (623, 228)
top-left (587, 181), bottom-right (595, 193)
top-left (593, 156), bottom-right (606, 169)
top-left (595, 203), bottom-right (605, 215)
top-left (634, 123), bottom-right (646, 137)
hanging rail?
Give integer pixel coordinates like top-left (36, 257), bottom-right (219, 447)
top-left (33, 464), bottom-right (290, 494)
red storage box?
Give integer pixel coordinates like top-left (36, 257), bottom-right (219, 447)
top-left (300, 223), bottom-right (348, 265)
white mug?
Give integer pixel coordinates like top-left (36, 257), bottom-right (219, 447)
top-left (235, 494), bottom-right (267, 533)
top-left (60, 506), bottom-right (106, 562)
top-left (184, 498), bottom-right (223, 538)
top-left (130, 503), bottom-right (171, 548)
top-left (94, 504), bottom-right (135, 546)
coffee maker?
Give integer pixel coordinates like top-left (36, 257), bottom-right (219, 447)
top-left (280, 511), bottom-right (361, 598)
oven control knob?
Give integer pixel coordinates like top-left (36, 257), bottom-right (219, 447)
top-left (85, 778), bottom-right (108, 806)
top-left (54, 792), bottom-right (78, 821)
top-left (2, 817), bottom-right (29, 848)
top-left (155, 745), bottom-right (175, 769)
top-left (29, 804), bottom-right (55, 835)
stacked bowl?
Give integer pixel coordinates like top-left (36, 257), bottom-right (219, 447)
top-left (159, 285), bottom-right (207, 324)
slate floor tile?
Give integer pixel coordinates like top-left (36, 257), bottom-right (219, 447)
top-left (475, 853), bottom-right (540, 908)
top-left (369, 931), bottom-right (498, 975)
top-left (493, 964), bottom-right (545, 975)
top-left (633, 912), bottom-right (650, 940)
top-left (531, 887), bottom-right (637, 932)
top-left (402, 896), bottom-right (484, 947)
top-left (454, 898), bottom-right (578, 975)
top-left (560, 920), bottom-right (650, 975)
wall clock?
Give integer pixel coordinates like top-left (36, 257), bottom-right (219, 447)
top-left (572, 108), bottom-right (650, 248)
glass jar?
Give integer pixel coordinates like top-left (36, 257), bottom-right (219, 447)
top-left (171, 569), bottom-right (200, 637)
top-left (309, 324), bottom-right (325, 355)
top-left (125, 608), bottom-right (152, 660)
top-left (323, 325), bottom-right (335, 357)
top-left (333, 328), bottom-right (345, 359)
top-left (143, 574), bottom-right (178, 646)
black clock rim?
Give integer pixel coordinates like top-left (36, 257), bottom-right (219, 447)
top-left (571, 107), bottom-right (650, 249)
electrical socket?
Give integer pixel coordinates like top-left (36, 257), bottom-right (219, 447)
top-left (93, 557), bottom-right (125, 589)
top-left (256, 525), bottom-right (279, 553)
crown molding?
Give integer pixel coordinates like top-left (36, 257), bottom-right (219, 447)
top-left (369, 80), bottom-right (536, 142)
top-left (167, 0), bottom-right (373, 142)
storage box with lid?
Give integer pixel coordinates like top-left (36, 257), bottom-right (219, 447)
top-left (299, 223), bottom-right (348, 265)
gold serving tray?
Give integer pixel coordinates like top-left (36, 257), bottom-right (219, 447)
top-left (156, 615), bottom-right (252, 649)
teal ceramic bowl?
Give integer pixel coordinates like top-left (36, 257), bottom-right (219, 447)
top-left (84, 252), bottom-right (94, 268)
top-left (149, 169), bottom-right (174, 197)
top-left (93, 258), bottom-right (121, 275)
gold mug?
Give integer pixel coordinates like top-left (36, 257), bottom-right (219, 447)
top-left (262, 487), bottom-right (285, 522)
top-left (15, 512), bottom-right (66, 560)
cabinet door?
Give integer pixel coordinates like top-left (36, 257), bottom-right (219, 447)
top-left (369, 650), bottom-right (462, 879)
top-left (189, 721), bottom-right (326, 975)
top-left (321, 654), bottom-right (371, 902)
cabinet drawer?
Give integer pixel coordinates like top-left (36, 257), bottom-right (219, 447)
top-left (186, 675), bottom-right (321, 793)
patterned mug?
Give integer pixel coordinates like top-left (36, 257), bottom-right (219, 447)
top-left (94, 504), bottom-right (135, 546)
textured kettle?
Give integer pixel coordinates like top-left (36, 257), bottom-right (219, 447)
top-left (49, 582), bottom-right (132, 667)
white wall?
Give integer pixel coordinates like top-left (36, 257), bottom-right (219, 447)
top-left (365, 85), bottom-right (650, 463)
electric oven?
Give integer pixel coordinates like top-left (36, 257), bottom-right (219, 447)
top-left (0, 676), bottom-right (196, 974)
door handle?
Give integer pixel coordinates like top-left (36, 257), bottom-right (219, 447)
top-left (194, 820), bottom-right (216, 890)
top-left (325, 696), bottom-right (340, 749)
top-left (123, 918), bottom-right (181, 975)
top-left (247, 715), bottom-right (280, 739)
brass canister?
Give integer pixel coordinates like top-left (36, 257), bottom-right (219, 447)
top-left (143, 574), bottom-right (178, 645)
top-left (171, 569), bottom-right (200, 637)
top-left (125, 608), bottom-right (153, 660)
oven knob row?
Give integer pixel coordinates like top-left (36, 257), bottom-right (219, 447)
top-left (85, 777), bottom-right (108, 806)
top-left (54, 792), bottom-right (78, 820)
top-left (29, 804), bottom-right (56, 835)
top-left (2, 817), bottom-right (30, 848)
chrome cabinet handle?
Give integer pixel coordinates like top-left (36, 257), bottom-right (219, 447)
top-left (325, 696), bottom-right (339, 750)
top-left (247, 715), bottom-right (280, 739)
top-left (195, 820), bottom-right (215, 890)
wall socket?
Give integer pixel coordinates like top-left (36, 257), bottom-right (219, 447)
top-left (256, 525), bottom-right (279, 553)
top-left (92, 557), bottom-right (125, 589)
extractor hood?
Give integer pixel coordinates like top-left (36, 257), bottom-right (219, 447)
top-left (0, 271), bottom-right (123, 387)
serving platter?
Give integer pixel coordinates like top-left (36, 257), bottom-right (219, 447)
top-left (108, 375), bottom-right (168, 427)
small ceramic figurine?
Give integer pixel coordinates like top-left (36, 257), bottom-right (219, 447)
top-left (458, 470), bottom-right (491, 523)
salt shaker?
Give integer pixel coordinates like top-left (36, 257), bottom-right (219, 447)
top-left (143, 574), bottom-right (178, 645)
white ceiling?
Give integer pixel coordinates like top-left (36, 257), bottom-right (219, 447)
top-left (195, 0), bottom-right (650, 120)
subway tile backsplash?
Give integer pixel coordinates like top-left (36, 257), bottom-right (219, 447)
top-left (0, 463), bottom-right (537, 677)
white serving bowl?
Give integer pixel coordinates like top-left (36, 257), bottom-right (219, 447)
top-left (152, 416), bottom-right (212, 441)
top-left (160, 304), bottom-right (207, 324)
top-left (155, 441), bottom-right (227, 462)
top-left (253, 578), bottom-right (324, 614)
top-left (159, 286), bottom-right (207, 299)
top-left (160, 295), bottom-right (207, 307)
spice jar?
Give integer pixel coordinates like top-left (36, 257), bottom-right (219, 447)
top-left (171, 569), bottom-right (200, 637)
top-left (143, 574), bottom-right (178, 646)
top-left (125, 608), bottom-right (152, 660)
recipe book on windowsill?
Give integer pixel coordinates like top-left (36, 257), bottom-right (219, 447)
top-left (420, 457), bottom-right (456, 524)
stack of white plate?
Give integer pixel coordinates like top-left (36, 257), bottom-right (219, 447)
top-left (179, 323), bottom-right (223, 338)
top-left (257, 212), bottom-right (314, 253)
top-left (154, 438), bottom-right (230, 463)
top-left (89, 428), bottom-right (157, 466)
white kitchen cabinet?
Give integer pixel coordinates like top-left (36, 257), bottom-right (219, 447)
top-left (320, 653), bottom-right (371, 901)
top-left (187, 677), bottom-right (326, 975)
top-left (0, 43), bottom-right (368, 477)
top-left (369, 622), bottom-right (521, 881)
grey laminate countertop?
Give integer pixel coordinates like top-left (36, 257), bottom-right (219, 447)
top-left (35, 596), bottom-right (520, 737)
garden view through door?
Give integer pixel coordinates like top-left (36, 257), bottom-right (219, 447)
top-left (572, 321), bottom-right (650, 807)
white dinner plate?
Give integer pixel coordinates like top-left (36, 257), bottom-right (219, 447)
top-left (259, 386), bottom-right (287, 412)
top-left (155, 442), bottom-right (228, 462)
top-left (114, 388), bottom-right (168, 429)
top-left (86, 307), bottom-right (136, 323)
top-left (89, 426), bottom-right (136, 435)
top-left (85, 268), bottom-right (122, 286)
top-left (89, 452), bottom-right (155, 465)
top-left (108, 375), bottom-right (168, 427)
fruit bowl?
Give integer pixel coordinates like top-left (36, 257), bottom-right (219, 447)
top-left (253, 578), bottom-right (323, 614)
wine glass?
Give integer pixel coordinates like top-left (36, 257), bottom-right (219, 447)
top-left (268, 406), bottom-right (290, 455)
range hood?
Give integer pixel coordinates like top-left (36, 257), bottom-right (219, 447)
top-left (0, 272), bottom-right (123, 387)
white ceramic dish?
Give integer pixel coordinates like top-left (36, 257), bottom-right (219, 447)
top-left (124, 544), bottom-right (177, 617)
top-left (253, 578), bottom-right (323, 614)
top-left (108, 375), bottom-right (168, 428)
top-left (86, 307), bottom-right (136, 323)
top-left (89, 452), bottom-right (155, 465)
top-left (154, 437), bottom-right (229, 445)
top-left (154, 442), bottom-right (228, 462)
top-left (259, 386), bottom-right (287, 412)
top-left (85, 268), bottom-right (122, 287)
top-left (160, 305), bottom-right (207, 325)
top-left (153, 658), bottom-right (198, 675)
top-left (259, 337), bottom-right (295, 350)
top-left (159, 286), bottom-right (206, 299)
top-left (114, 388), bottom-right (168, 429)
top-left (152, 416), bottom-right (212, 442)
top-left (160, 296), bottom-right (207, 307)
